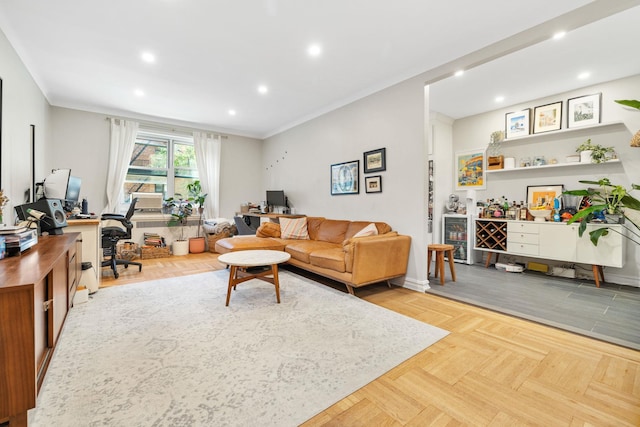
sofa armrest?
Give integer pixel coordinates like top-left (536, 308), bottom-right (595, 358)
top-left (344, 234), bottom-right (411, 285)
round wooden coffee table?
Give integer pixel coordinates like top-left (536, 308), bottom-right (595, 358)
top-left (217, 250), bottom-right (291, 306)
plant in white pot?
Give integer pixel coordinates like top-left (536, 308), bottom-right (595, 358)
top-left (575, 139), bottom-right (615, 163)
top-left (165, 195), bottom-right (193, 256)
top-left (564, 178), bottom-right (640, 246)
top-left (186, 180), bottom-right (208, 253)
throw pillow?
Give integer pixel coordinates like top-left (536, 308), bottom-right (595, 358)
top-left (280, 217), bottom-right (309, 240)
top-left (352, 223), bottom-right (378, 238)
top-left (256, 221), bottom-right (281, 238)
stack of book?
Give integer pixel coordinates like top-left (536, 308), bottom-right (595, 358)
top-left (143, 232), bottom-right (165, 247)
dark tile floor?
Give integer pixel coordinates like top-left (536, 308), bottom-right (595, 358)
top-left (426, 263), bottom-right (640, 350)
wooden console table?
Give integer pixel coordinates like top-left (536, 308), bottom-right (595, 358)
top-left (0, 233), bottom-right (81, 427)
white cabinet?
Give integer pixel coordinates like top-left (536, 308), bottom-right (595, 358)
top-left (538, 222), bottom-right (579, 262)
top-left (64, 219), bottom-right (101, 287)
top-left (476, 219), bottom-right (626, 269)
top-left (577, 224), bottom-right (625, 267)
top-left (507, 222), bottom-right (539, 256)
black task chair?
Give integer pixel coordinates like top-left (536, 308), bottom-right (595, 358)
top-left (101, 198), bottom-right (142, 278)
top-left (234, 215), bottom-right (258, 235)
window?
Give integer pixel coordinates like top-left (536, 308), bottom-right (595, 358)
top-left (123, 131), bottom-right (198, 206)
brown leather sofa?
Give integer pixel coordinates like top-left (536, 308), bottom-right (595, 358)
top-left (215, 217), bottom-right (411, 295)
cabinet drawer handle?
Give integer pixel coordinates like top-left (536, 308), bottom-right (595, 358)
top-left (43, 299), bottom-right (53, 311)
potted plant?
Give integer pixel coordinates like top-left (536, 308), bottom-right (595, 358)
top-left (614, 99), bottom-right (640, 147)
top-left (165, 195), bottom-right (193, 256)
top-left (564, 178), bottom-right (640, 246)
top-left (186, 180), bottom-right (208, 253)
top-left (575, 139), bottom-right (615, 163)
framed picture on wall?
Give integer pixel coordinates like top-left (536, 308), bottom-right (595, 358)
top-left (533, 101), bottom-right (562, 133)
top-left (454, 148), bottom-right (486, 190)
top-left (568, 93), bottom-right (601, 128)
top-left (363, 148), bottom-right (386, 173)
top-left (505, 109), bottom-right (531, 139)
top-left (365, 175), bottom-right (382, 193)
top-left (330, 160), bottom-right (359, 195)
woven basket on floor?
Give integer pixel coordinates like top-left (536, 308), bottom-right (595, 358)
top-left (207, 231), bottom-right (233, 253)
top-left (141, 246), bottom-right (171, 259)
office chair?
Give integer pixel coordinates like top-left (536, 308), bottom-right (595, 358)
top-left (101, 198), bottom-right (142, 278)
top-left (234, 215), bottom-right (258, 235)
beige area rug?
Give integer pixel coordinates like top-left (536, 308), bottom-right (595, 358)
top-left (30, 270), bottom-right (448, 426)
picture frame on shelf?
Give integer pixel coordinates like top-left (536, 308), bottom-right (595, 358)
top-left (363, 148), bottom-right (386, 173)
top-left (330, 160), bottom-right (359, 195)
top-left (505, 109), bottom-right (531, 139)
top-left (365, 175), bottom-right (382, 193)
top-left (526, 184), bottom-right (564, 208)
top-left (455, 148), bottom-right (486, 190)
top-left (567, 93), bottom-right (601, 128)
top-left (533, 101), bottom-right (562, 133)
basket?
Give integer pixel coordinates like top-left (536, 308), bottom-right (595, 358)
top-left (207, 231), bottom-right (233, 253)
top-left (117, 241), bottom-right (140, 260)
top-left (141, 245), bottom-right (171, 259)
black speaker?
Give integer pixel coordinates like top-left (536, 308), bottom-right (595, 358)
top-left (15, 198), bottom-right (68, 234)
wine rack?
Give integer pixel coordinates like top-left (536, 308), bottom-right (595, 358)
top-left (475, 219), bottom-right (507, 251)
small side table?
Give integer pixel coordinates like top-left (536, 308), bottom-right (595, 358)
top-left (427, 244), bottom-right (456, 285)
top-left (217, 250), bottom-right (291, 306)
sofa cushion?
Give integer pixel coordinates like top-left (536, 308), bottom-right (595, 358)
top-left (285, 240), bottom-right (338, 263)
top-left (280, 217), bottom-right (309, 240)
top-left (352, 223), bottom-right (378, 238)
top-left (309, 248), bottom-right (346, 273)
top-left (305, 217), bottom-right (325, 241)
top-left (345, 221), bottom-right (392, 239)
top-left (316, 219), bottom-right (350, 244)
top-left (256, 222), bottom-right (281, 238)
top-left (215, 236), bottom-right (285, 253)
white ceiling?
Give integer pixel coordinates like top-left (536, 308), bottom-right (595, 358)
top-left (0, 1), bottom-right (638, 139)
top-left (430, 4), bottom-right (640, 120)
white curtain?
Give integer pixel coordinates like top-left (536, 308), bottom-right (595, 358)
top-left (193, 131), bottom-right (221, 218)
top-left (105, 118), bottom-right (139, 213)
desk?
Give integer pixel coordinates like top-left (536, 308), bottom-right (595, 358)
top-left (65, 219), bottom-right (101, 288)
top-left (0, 234), bottom-right (81, 427)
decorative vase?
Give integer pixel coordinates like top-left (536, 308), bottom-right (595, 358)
top-left (580, 150), bottom-right (593, 163)
top-left (172, 240), bottom-right (189, 256)
top-left (604, 213), bottom-right (624, 224)
top-left (189, 237), bottom-right (205, 253)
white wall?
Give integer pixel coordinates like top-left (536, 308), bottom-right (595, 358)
top-left (49, 106), bottom-right (263, 244)
top-left (263, 75), bottom-right (430, 288)
top-left (0, 27), bottom-right (51, 224)
top-left (448, 74), bottom-right (640, 286)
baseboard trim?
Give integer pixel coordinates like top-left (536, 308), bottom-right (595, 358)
top-left (396, 277), bottom-right (431, 292)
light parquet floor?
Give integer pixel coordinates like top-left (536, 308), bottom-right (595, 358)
top-left (100, 254), bottom-right (640, 426)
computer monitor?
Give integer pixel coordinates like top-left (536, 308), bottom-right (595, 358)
top-left (65, 176), bottom-right (82, 211)
top-left (266, 190), bottom-right (287, 208)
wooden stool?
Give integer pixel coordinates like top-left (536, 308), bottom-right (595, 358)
top-left (427, 244), bottom-right (456, 285)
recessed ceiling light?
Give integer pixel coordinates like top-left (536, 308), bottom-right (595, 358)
top-left (134, 89), bottom-right (145, 97)
top-left (454, 70), bottom-right (464, 77)
top-left (307, 44), bottom-right (322, 57)
top-left (495, 95), bottom-right (505, 103)
top-left (228, 109), bottom-right (237, 116)
top-left (141, 52), bottom-right (155, 63)
top-left (552, 31), bottom-right (566, 40)
top-left (258, 85), bottom-right (268, 94)
top-left (578, 72), bottom-right (590, 80)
